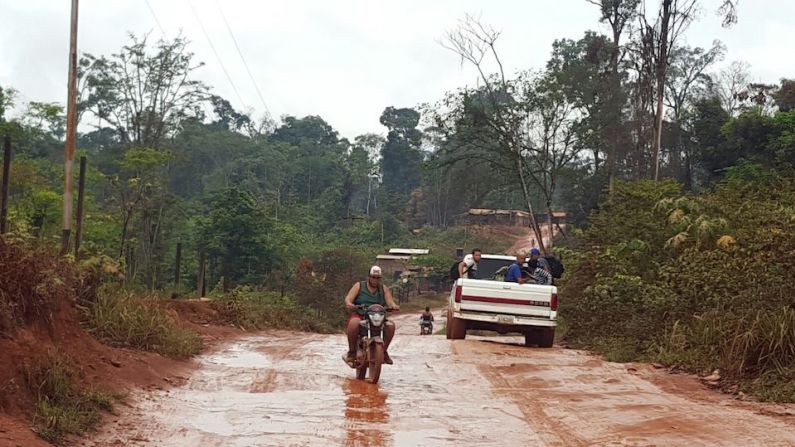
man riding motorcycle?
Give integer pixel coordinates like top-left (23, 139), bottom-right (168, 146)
top-left (419, 306), bottom-right (434, 333)
top-left (342, 266), bottom-right (400, 367)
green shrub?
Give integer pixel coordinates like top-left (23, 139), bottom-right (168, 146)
top-left (25, 353), bottom-right (117, 444)
top-left (213, 286), bottom-right (339, 333)
top-left (561, 171), bottom-right (795, 401)
top-left (82, 290), bottom-right (202, 358)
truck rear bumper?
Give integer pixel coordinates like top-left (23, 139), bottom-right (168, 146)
top-left (454, 310), bottom-right (556, 328)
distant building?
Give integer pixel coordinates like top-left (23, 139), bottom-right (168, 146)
top-left (455, 208), bottom-right (566, 227)
top-left (375, 248), bottom-right (430, 278)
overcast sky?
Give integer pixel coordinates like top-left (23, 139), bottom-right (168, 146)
top-left (1, 0), bottom-right (793, 139)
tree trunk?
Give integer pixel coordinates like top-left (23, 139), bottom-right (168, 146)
top-left (516, 157), bottom-right (547, 255)
top-left (546, 201), bottom-right (555, 251)
top-left (653, 0), bottom-right (673, 181)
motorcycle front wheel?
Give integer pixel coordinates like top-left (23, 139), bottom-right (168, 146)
top-left (355, 344), bottom-right (367, 380)
top-left (367, 342), bottom-right (384, 384)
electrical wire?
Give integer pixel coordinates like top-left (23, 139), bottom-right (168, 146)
top-left (215, 0), bottom-right (272, 120)
top-left (186, 0), bottom-right (248, 109)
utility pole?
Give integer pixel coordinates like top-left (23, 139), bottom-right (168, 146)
top-left (1, 137), bottom-right (10, 234)
top-left (61, 0), bottom-right (79, 255)
top-left (74, 156), bottom-right (87, 258)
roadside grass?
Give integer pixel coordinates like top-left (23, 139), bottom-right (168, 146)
top-left (81, 290), bottom-right (202, 359)
top-left (650, 308), bottom-right (795, 401)
top-left (25, 353), bottom-right (119, 444)
top-left (212, 287), bottom-right (340, 334)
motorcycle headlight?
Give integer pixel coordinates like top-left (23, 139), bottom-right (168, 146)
top-left (369, 312), bottom-right (386, 326)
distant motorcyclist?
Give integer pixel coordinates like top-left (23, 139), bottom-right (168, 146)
top-left (342, 266), bottom-right (400, 367)
top-left (420, 306), bottom-right (434, 323)
top-left (419, 306), bottom-right (434, 334)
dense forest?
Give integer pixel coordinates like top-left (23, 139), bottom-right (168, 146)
top-left (2, 2), bottom-right (792, 292)
top-left (2, 0), bottom-right (795, 407)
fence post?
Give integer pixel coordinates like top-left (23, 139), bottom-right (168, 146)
top-left (197, 251), bottom-right (206, 298)
top-left (0, 136), bottom-right (10, 234)
top-left (174, 242), bottom-right (182, 291)
top-left (74, 156), bottom-right (87, 258)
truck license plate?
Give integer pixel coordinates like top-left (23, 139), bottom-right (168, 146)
top-left (497, 315), bottom-right (515, 324)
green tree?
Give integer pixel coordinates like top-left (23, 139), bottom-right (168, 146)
top-left (79, 34), bottom-right (208, 149)
top-left (198, 187), bottom-right (278, 288)
top-left (379, 107), bottom-right (423, 200)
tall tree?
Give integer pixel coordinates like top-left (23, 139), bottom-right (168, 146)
top-left (587, 0), bottom-right (640, 189)
top-left (79, 34), bottom-right (208, 149)
top-left (379, 107), bottom-right (423, 198)
top-left (664, 42), bottom-right (725, 185)
top-left (438, 15), bottom-right (584, 252)
top-left (637, 0), bottom-right (738, 180)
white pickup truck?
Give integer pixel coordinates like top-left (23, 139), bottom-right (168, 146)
top-left (446, 254), bottom-right (558, 347)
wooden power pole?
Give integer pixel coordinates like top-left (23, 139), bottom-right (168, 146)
top-left (61, 0), bottom-right (79, 255)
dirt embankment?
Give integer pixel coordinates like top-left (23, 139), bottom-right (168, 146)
top-left (0, 290), bottom-right (237, 446)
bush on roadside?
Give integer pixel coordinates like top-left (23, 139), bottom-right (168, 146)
top-left (560, 168), bottom-right (795, 401)
top-left (212, 286), bottom-right (339, 333)
top-left (25, 352), bottom-right (117, 444)
top-left (81, 289), bottom-right (202, 358)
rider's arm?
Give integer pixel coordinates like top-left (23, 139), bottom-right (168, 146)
top-left (382, 285), bottom-right (400, 310)
top-left (344, 282), bottom-right (360, 309)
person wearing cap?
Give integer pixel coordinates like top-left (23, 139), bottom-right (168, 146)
top-left (342, 265), bottom-right (400, 367)
top-left (527, 247), bottom-right (541, 269)
top-left (533, 257), bottom-right (554, 285)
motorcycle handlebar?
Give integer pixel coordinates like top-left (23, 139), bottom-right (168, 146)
top-left (350, 304), bottom-right (399, 312)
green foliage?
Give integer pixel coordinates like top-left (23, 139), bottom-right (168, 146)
top-left (413, 255), bottom-right (454, 282)
top-left (380, 107), bottom-right (423, 199)
top-left (25, 353), bottom-right (117, 444)
top-left (562, 172), bottom-right (795, 401)
top-left (0, 238), bottom-right (76, 332)
top-left (211, 286), bottom-right (338, 333)
top-left (197, 187), bottom-right (278, 287)
top-left (82, 289), bottom-right (202, 358)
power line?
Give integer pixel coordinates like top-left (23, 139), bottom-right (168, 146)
top-left (186, 0), bottom-right (248, 109)
top-left (144, 0), bottom-right (166, 37)
top-left (214, 0), bottom-right (272, 120)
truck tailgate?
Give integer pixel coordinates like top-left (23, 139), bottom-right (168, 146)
top-left (457, 279), bottom-right (555, 318)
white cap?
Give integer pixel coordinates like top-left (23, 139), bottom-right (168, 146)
top-left (369, 266), bottom-right (383, 277)
top-left (463, 254), bottom-right (475, 267)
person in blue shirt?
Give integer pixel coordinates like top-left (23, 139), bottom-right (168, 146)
top-left (505, 254), bottom-right (527, 284)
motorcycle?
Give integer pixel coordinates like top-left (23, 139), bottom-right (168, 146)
top-left (351, 304), bottom-right (394, 384)
top-left (419, 320), bottom-right (433, 335)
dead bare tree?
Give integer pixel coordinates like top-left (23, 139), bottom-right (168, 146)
top-left (587, 0), bottom-right (640, 192)
top-left (638, 0), bottom-right (698, 181)
top-left (714, 61), bottom-right (751, 116)
top-left (440, 15), bottom-right (550, 253)
top-left (638, 0), bottom-right (738, 181)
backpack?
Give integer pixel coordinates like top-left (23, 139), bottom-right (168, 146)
top-left (544, 256), bottom-right (565, 279)
top-left (449, 261), bottom-right (462, 281)
top-left (449, 260), bottom-right (472, 281)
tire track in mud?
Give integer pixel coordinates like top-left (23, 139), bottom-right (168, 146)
top-left (83, 319), bottom-right (795, 446)
top-left (453, 337), bottom-right (795, 447)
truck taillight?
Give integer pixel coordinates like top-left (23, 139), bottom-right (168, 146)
top-left (454, 285), bottom-right (462, 303)
top-left (551, 293), bottom-right (558, 311)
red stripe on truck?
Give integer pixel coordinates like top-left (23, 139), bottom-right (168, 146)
top-left (462, 295), bottom-right (551, 307)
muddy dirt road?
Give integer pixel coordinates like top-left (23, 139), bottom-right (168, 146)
top-left (84, 313), bottom-right (795, 446)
